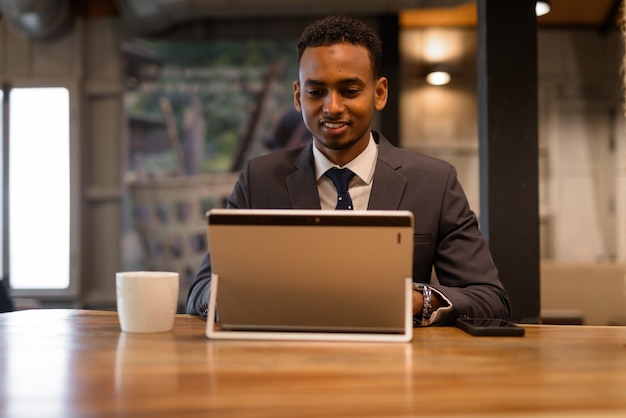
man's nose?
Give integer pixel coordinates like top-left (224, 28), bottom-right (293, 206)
top-left (323, 92), bottom-right (344, 117)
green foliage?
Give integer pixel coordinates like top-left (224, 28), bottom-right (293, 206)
top-left (125, 38), bottom-right (299, 176)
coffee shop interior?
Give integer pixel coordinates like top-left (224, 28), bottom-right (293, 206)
top-left (0, 0), bottom-right (625, 325)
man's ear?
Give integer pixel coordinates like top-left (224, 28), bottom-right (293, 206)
top-left (293, 81), bottom-right (302, 112)
top-left (374, 77), bottom-right (388, 111)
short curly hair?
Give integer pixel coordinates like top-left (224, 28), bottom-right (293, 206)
top-left (296, 16), bottom-right (382, 79)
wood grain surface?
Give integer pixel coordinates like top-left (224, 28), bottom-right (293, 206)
top-left (1, 309), bottom-right (625, 417)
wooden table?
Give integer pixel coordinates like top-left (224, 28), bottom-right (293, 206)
top-left (1, 310), bottom-right (625, 417)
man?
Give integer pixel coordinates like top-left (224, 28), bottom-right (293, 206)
top-left (186, 15), bottom-right (510, 325)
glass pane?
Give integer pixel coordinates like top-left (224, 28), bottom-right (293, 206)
top-left (9, 88), bottom-right (70, 289)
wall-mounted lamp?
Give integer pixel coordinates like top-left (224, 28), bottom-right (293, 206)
top-left (426, 70), bottom-right (451, 86)
top-left (535, 0), bottom-right (551, 17)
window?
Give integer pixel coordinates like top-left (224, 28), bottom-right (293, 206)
top-left (1, 84), bottom-right (78, 296)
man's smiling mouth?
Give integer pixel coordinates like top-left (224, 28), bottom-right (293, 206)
top-left (322, 122), bottom-right (348, 129)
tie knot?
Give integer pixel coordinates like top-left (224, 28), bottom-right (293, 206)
top-left (324, 167), bottom-right (355, 194)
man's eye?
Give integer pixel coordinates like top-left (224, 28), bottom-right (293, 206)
top-left (344, 89), bottom-right (360, 96)
top-left (307, 90), bottom-right (324, 97)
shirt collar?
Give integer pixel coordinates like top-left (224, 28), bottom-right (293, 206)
top-left (313, 132), bottom-right (377, 185)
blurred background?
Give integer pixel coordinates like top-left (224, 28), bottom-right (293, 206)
top-left (0, 0), bottom-right (624, 324)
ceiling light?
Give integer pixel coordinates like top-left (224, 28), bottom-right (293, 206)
top-left (536, 0), bottom-right (551, 17)
top-left (426, 71), bottom-right (451, 86)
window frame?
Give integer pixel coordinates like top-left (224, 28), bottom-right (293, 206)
top-left (2, 78), bottom-right (81, 300)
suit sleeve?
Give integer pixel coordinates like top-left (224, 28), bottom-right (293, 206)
top-left (185, 252), bottom-right (212, 316)
top-left (185, 167), bottom-right (251, 316)
top-left (429, 166), bottom-right (511, 324)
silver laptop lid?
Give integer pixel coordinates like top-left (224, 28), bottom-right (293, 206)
top-left (205, 209), bottom-right (414, 340)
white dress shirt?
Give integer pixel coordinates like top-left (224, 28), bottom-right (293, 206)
top-left (313, 133), bottom-right (377, 211)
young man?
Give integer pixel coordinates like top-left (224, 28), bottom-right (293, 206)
top-left (186, 16), bottom-right (510, 326)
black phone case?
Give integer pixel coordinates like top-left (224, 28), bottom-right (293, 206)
top-left (456, 318), bottom-right (525, 337)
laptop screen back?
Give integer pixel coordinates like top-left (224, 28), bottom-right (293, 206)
top-left (207, 209), bottom-right (414, 335)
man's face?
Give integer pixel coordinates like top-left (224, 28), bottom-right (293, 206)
top-left (294, 43), bottom-right (388, 166)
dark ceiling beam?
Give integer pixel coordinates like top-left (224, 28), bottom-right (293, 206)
top-left (600, 0), bottom-right (622, 35)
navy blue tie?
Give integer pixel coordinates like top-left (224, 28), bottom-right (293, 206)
top-left (324, 168), bottom-right (356, 210)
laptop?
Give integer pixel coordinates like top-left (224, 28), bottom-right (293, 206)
top-left (205, 208), bottom-right (414, 342)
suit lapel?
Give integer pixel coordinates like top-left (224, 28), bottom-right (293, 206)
top-left (368, 135), bottom-right (407, 210)
top-left (285, 144), bottom-right (322, 209)
top-left (283, 134), bottom-right (407, 210)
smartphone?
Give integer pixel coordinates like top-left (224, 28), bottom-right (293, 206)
top-left (456, 318), bottom-right (525, 337)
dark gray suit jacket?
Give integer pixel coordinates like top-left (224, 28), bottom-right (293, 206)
top-left (186, 131), bottom-right (510, 324)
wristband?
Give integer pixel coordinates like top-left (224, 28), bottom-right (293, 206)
top-left (421, 285), bottom-right (432, 326)
top-left (412, 283), bottom-right (433, 326)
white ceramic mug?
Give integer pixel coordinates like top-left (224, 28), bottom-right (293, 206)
top-left (116, 271), bottom-right (179, 333)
